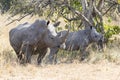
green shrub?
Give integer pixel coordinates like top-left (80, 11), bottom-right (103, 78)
top-left (104, 24), bottom-right (120, 40)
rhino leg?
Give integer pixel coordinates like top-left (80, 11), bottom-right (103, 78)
top-left (53, 53), bottom-right (58, 64)
top-left (48, 48), bottom-right (59, 64)
top-left (80, 49), bottom-right (90, 61)
top-left (80, 51), bottom-right (86, 61)
top-left (25, 45), bottom-right (33, 63)
top-left (80, 47), bottom-right (88, 61)
top-left (10, 41), bottom-right (24, 63)
top-left (18, 50), bottom-right (24, 64)
top-left (11, 45), bottom-right (22, 62)
top-left (37, 49), bottom-right (47, 65)
top-left (18, 44), bottom-right (27, 64)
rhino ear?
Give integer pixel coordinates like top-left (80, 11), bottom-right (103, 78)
top-left (53, 21), bottom-right (61, 27)
top-left (47, 20), bottom-right (50, 25)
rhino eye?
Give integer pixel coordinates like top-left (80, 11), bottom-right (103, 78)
top-left (95, 35), bottom-right (97, 38)
top-left (51, 37), bottom-right (54, 39)
top-left (49, 35), bottom-right (54, 40)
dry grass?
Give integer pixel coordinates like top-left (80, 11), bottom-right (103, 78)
top-left (0, 14), bottom-right (120, 80)
top-left (1, 60), bottom-right (120, 80)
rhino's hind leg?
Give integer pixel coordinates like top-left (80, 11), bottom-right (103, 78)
top-left (37, 49), bottom-right (47, 65)
top-left (19, 42), bottom-right (33, 64)
top-left (11, 46), bottom-right (22, 63)
top-left (24, 45), bottom-right (33, 63)
top-left (18, 50), bottom-right (24, 64)
top-left (17, 43), bottom-right (26, 64)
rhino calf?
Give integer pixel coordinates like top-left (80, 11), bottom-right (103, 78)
top-left (48, 26), bottom-right (104, 64)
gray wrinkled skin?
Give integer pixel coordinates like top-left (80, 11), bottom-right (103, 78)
top-left (9, 19), bottom-right (68, 64)
top-left (48, 26), bottom-right (104, 64)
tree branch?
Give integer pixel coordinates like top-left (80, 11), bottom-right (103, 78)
top-left (6, 12), bottom-right (32, 26)
top-left (87, 0), bottom-right (95, 26)
top-left (93, 4), bottom-right (104, 34)
top-left (103, 2), bottom-right (117, 16)
top-left (61, 13), bottom-right (79, 21)
top-left (64, 4), bottom-right (93, 26)
top-left (81, 0), bottom-right (88, 13)
top-left (50, 1), bottom-right (93, 27)
top-left (97, 0), bottom-right (104, 11)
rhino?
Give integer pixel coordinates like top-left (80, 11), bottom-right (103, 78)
top-left (48, 26), bottom-right (104, 64)
top-left (9, 19), bottom-right (69, 64)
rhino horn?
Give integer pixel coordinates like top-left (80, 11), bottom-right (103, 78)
top-left (61, 26), bottom-right (70, 42)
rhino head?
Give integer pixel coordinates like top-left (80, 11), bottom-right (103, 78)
top-left (88, 26), bottom-right (104, 52)
top-left (43, 21), bottom-right (69, 48)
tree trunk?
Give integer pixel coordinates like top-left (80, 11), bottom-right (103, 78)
top-left (81, 0), bottom-right (105, 34)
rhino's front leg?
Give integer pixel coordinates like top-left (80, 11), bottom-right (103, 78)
top-left (80, 46), bottom-right (88, 61)
top-left (48, 48), bottom-right (59, 64)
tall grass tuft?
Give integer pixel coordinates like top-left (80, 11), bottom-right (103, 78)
top-left (55, 35), bottom-right (120, 64)
top-left (0, 48), bottom-right (17, 67)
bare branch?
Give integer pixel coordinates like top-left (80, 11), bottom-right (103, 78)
top-left (48, 1), bottom-right (93, 27)
top-left (80, 0), bottom-right (95, 27)
top-left (78, 21), bottom-right (83, 29)
top-left (81, 0), bottom-right (88, 13)
top-left (6, 13), bottom-right (32, 26)
top-left (61, 13), bottom-right (79, 21)
top-left (87, 0), bottom-right (94, 26)
top-left (105, 0), bottom-right (118, 4)
top-left (93, 4), bottom-right (104, 34)
top-left (93, 5), bottom-right (103, 21)
top-left (64, 4), bottom-right (93, 26)
top-left (97, 0), bottom-right (104, 11)
top-left (103, 2), bottom-right (117, 16)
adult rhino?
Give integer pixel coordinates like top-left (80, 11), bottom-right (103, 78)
top-left (9, 19), bottom-right (69, 64)
top-left (48, 26), bottom-right (104, 64)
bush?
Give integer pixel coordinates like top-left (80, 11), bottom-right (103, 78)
top-left (104, 24), bottom-right (120, 40)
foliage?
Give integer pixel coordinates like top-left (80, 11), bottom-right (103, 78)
top-left (0, 0), bottom-right (11, 13)
top-left (0, 0), bottom-right (120, 34)
top-left (118, 0), bottom-right (120, 4)
top-left (104, 24), bottom-right (120, 39)
top-left (0, 0), bottom-right (18, 14)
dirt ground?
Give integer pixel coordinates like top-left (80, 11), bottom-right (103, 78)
top-left (0, 62), bottom-right (120, 80)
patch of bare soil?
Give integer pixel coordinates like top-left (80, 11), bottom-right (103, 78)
top-left (0, 62), bottom-right (120, 80)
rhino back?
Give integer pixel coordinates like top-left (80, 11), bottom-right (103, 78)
top-left (9, 21), bottom-right (48, 49)
top-left (59, 30), bottom-right (90, 50)
top-left (9, 24), bottom-right (31, 50)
